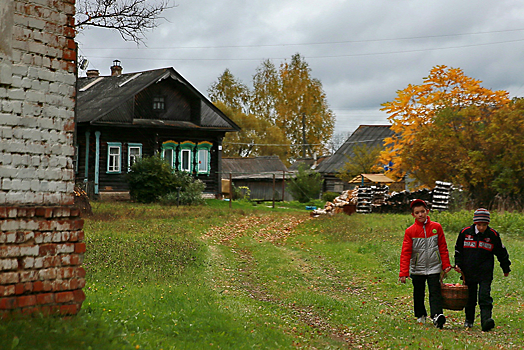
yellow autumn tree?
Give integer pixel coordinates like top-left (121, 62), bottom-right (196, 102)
top-left (380, 65), bottom-right (510, 183)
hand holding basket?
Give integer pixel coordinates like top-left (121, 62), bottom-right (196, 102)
top-left (440, 269), bottom-right (469, 310)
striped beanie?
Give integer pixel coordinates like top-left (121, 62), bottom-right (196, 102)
top-left (473, 208), bottom-right (490, 223)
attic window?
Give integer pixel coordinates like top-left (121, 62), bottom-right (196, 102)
top-left (153, 96), bottom-right (165, 111)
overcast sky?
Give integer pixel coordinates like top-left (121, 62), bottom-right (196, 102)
top-left (76, 0), bottom-right (524, 136)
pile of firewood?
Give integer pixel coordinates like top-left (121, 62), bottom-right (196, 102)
top-left (311, 189), bottom-right (358, 217)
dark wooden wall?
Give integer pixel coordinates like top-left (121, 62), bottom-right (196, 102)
top-left (76, 125), bottom-right (225, 196)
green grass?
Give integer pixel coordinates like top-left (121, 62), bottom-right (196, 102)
top-left (1, 202), bottom-right (523, 349)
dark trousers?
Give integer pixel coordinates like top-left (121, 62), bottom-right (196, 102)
top-left (465, 279), bottom-right (493, 323)
top-left (411, 273), bottom-right (443, 318)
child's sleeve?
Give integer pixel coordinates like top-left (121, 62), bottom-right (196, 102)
top-left (399, 230), bottom-right (412, 277)
top-left (493, 231), bottom-right (511, 273)
top-left (454, 229), bottom-right (465, 268)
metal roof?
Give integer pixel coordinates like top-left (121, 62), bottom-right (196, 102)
top-left (76, 67), bottom-right (240, 131)
top-left (222, 156), bottom-right (288, 178)
top-left (316, 125), bottom-right (394, 174)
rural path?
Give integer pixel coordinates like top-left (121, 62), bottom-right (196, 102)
top-left (203, 213), bottom-right (375, 349)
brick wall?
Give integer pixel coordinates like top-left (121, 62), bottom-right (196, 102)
top-left (0, 0), bottom-right (84, 316)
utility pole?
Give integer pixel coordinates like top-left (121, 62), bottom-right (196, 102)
top-left (302, 113), bottom-right (306, 160)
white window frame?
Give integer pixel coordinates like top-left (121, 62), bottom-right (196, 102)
top-left (107, 142), bottom-right (122, 173)
top-left (127, 143), bottom-right (142, 171)
top-left (180, 149), bottom-right (192, 172)
top-left (197, 149), bottom-right (209, 173)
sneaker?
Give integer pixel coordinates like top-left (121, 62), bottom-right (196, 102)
top-left (433, 314), bottom-right (446, 329)
top-left (417, 316), bottom-right (426, 324)
top-left (464, 320), bottom-right (474, 328)
top-left (482, 318), bottom-right (495, 332)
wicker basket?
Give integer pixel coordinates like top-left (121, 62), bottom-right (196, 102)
top-left (440, 269), bottom-right (469, 310)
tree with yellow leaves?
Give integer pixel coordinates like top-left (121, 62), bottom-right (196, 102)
top-left (380, 65), bottom-right (510, 186)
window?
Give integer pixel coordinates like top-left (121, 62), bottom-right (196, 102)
top-left (153, 96), bottom-right (165, 111)
top-left (197, 141), bottom-right (212, 175)
top-left (128, 143), bottom-right (142, 171)
top-left (179, 141), bottom-right (195, 172)
top-left (181, 149), bottom-right (191, 172)
top-left (162, 141), bottom-right (177, 169)
top-left (107, 142), bottom-right (122, 173)
top-left (197, 149), bottom-right (208, 173)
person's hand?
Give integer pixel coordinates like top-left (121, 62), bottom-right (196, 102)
top-left (399, 276), bottom-right (408, 283)
top-left (444, 266), bottom-right (452, 273)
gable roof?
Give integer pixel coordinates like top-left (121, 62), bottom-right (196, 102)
top-left (222, 156), bottom-right (288, 178)
top-left (77, 67), bottom-right (240, 131)
top-left (316, 125), bottom-right (394, 174)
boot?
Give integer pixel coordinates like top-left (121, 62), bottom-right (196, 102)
top-left (481, 309), bottom-right (494, 332)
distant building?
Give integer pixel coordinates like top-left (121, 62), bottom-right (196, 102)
top-left (316, 125), bottom-right (395, 193)
top-left (76, 62), bottom-right (240, 199)
top-left (222, 156), bottom-right (291, 201)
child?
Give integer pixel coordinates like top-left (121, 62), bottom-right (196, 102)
top-left (399, 199), bottom-right (452, 329)
top-left (454, 208), bottom-right (511, 331)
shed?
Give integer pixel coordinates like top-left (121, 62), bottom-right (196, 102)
top-left (221, 156), bottom-right (291, 201)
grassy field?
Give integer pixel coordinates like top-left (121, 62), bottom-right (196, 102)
top-left (1, 200), bottom-right (523, 349)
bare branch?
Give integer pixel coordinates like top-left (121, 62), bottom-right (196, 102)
top-left (75, 0), bottom-right (174, 44)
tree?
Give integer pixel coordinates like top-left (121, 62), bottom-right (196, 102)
top-left (75, 0), bottom-right (172, 44)
top-left (209, 54), bottom-right (335, 164)
top-left (287, 163), bottom-right (323, 203)
top-left (416, 100), bottom-right (524, 207)
top-left (380, 65), bottom-right (510, 182)
top-left (274, 54), bottom-right (335, 161)
top-left (208, 69), bottom-right (251, 114)
top-left (336, 144), bottom-right (382, 182)
top-left (215, 101), bottom-right (289, 159)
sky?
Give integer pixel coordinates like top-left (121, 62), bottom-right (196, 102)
top-left (76, 0), bottom-right (524, 137)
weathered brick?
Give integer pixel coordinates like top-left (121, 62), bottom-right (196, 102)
top-left (17, 295), bottom-right (36, 308)
top-left (0, 297), bottom-right (18, 310)
top-left (55, 291), bottom-right (73, 303)
top-left (36, 292), bottom-right (54, 305)
top-left (74, 242), bottom-right (86, 254)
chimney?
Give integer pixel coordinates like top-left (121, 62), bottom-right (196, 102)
top-left (110, 60), bottom-right (122, 76)
top-left (86, 69), bottom-right (100, 78)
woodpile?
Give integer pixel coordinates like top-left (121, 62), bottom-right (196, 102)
top-left (311, 189), bottom-right (358, 217)
top-left (312, 181), bottom-right (455, 217)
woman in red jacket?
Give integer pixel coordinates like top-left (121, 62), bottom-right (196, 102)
top-left (399, 199), bottom-right (452, 329)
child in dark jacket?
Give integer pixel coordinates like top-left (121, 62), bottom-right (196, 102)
top-left (399, 199), bottom-right (452, 329)
top-left (455, 208), bottom-right (511, 331)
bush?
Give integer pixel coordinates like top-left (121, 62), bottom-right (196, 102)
top-left (322, 191), bottom-right (340, 202)
top-left (159, 174), bottom-right (206, 206)
top-left (127, 155), bottom-right (204, 204)
top-left (287, 164), bottom-right (324, 203)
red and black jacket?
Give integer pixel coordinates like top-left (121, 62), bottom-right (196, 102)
top-left (454, 225), bottom-right (511, 282)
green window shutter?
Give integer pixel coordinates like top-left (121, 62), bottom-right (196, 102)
top-left (162, 141), bottom-right (178, 169)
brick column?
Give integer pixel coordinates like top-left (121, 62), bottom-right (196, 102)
top-left (1, 0), bottom-right (83, 316)
top-left (0, 206), bottom-right (86, 316)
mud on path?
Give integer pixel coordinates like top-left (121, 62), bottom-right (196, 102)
top-left (203, 213), bottom-right (376, 349)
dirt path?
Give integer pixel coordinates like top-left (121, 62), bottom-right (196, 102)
top-left (203, 213), bottom-right (374, 349)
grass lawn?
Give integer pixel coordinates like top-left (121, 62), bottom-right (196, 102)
top-left (1, 200), bottom-right (523, 349)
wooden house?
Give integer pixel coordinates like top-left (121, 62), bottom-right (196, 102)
top-left (315, 125), bottom-right (395, 193)
top-left (75, 61), bottom-right (240, 199)
top-left (221, 156), bottom-right (291, 201)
